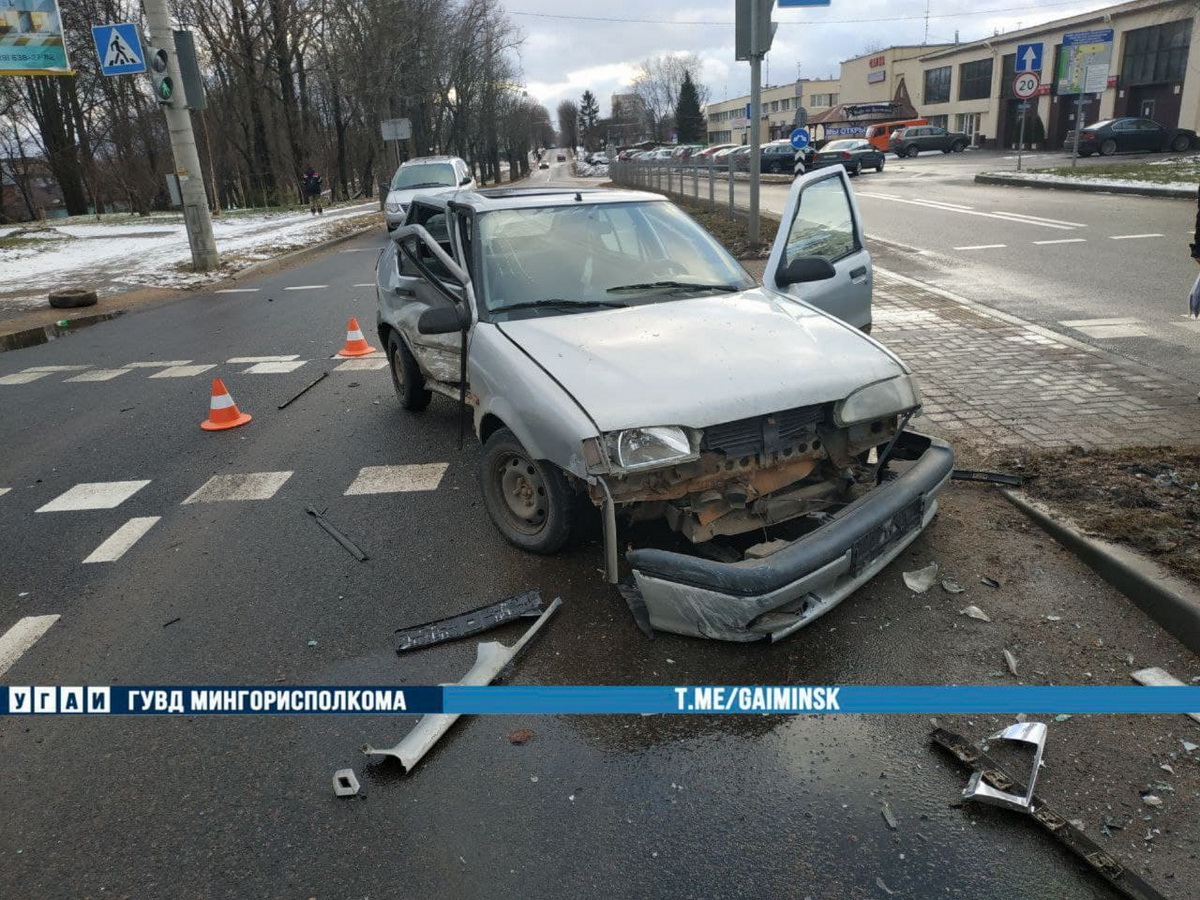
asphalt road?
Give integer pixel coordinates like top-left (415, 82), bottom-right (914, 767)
top-left (626, 151), bottom-right (1200, 382)
top-left (2, 200), bottom-right (1198, 897)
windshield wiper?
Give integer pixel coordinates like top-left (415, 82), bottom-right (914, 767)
top-left (396, 181), bottom-right (453, 189)
top-left (491, 298), bottom-right (627, 313)
top-left (605, 280), bottom-right (740, 294)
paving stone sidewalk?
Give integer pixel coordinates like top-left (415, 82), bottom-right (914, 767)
top-left (745, 259), bottom-right (1200, 453)
top-left (874, 269), bottom-right (1200, 452)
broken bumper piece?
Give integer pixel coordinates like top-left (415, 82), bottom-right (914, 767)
top-left (626, 432), bottom-right (954, 642)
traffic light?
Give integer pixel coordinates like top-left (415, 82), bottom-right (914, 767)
top-left (148, 48), bottom-right (176, 107)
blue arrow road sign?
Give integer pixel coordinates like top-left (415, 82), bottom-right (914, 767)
top-left (1016, 42), bottom-right (1043, 72)
top-left (92, 24), bottom-right (145, 76)
top-left (789, 128), bottom-right (811, 150)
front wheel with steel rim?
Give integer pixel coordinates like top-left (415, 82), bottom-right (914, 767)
top-left (387, 331), bottom-right (431, 411)
top-left (480, 428), bottom-right (574, 554)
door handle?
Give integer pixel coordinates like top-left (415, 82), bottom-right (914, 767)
top-left (850, 266), bottom-right (867, 280)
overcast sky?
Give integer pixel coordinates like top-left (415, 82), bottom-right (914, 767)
top-left (507, 0), bottom-right (1116, 124)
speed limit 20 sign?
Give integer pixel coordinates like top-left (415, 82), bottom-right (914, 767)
top-left (1012, 71), bottom-right (1040, 99)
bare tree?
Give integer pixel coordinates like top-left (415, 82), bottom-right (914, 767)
top-left (556, 99), bottom-right (579, 151)
top-left (630, 53), bottom-right (708, 142)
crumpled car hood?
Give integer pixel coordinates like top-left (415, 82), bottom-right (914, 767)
top-left (496, 288), bottom-right (908, 432)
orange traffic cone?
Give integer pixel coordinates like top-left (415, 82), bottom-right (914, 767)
top-left (200, 378), bottom-right (252, 431)
top-left (337, 317), bottom-right (377, 357)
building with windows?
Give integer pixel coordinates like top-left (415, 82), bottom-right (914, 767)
top-left (905, 0), bottom-right (1197, 148)
top-left (706, 78), bottom-right (839, 144)
top-left (705, 0), bottom-right (1199, 150)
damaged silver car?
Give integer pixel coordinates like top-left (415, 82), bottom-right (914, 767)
top-left (375, 169), bottom-right (954, 642)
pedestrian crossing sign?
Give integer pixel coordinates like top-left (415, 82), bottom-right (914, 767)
top-left (91, 23), bottom-right (144, 76)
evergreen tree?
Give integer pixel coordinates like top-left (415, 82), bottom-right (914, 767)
top-left (579, 90), bottom-right (600, 149)
top-left (674, 72), bottom-right (705, 143)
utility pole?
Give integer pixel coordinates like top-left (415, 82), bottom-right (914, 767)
top-left (142, 0), bottom-right (219, 271)
top-left (737, 0), bottom-right (776, 248)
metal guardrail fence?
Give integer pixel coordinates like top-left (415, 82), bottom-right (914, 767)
top-left (609, 159), bottom-right (795, 218)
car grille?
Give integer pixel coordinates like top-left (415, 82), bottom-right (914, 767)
top-left (701, 404), bottom-right (828, 457)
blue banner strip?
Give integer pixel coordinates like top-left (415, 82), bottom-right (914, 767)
top-left (3, 685), bottom-right (1199, 715)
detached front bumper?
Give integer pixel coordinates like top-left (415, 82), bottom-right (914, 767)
top-left (626, 432), bottom-right (954, 642)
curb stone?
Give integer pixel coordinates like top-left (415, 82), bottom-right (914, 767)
top-left (974, 172), bottom-right (1195, 199)
top-left (1003, 489), bottom-right (1200, 657)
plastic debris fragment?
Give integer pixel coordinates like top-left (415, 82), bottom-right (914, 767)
top-left (903, 562), bottom-right (939, 593)
top-left (960, 605), bottom-right (990, 622)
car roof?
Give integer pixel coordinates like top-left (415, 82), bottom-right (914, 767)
top-left (407, 186), bottom-right (668, 213)
top-left (399, 155), bottom-right (462, 166)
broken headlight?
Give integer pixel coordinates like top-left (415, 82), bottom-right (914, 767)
top-left (605, 426), bottom-right (698, 472)
top-left (834, 374), bottom-right (920, 426)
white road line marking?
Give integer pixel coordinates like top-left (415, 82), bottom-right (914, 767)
top-left (149, 364), bottom-right (217, 378)
top-left (345, 463), bottom-right (449, 495)
top-left (283, 285), bottom-right (329, 291)
top-left (1033, 238), bottom-right (1087, 245)
top-left (65, 368), bottom-right (133, 382)
top-left (215, 288), bottom-right (260, 293)
top-left (37, 480), bottom-right (152, 513)
top-left (124, 360), bottom-right (192, 368)
top-left (243, 361), bottom-right (307, 374)
top-left (329, 350), bottom-right (385, 360)
top-left (1061, 317), bottom-right (1141, 327)
top-left (82, 516), bottom-right (161, 563)
top-left (0, 488), bottom-right (10, 499)
top-left (183, 471), bottom-right (293, 504)
top-left (1109, 233), bottom-right (1164, 240)
top-left (989, 211), bottom-right (1087, 227)
top-left (0, 372), bottom-right (53, 385)
top-left (954, 244), bottom-right (1007, 250)
top-left (227, 355), bottom-right (302, 363)
top-left (856, 192), bottom-right (1076, 229)
top-left (333, 358), bottom-right (388, 372)
top-left (354, 283), bottom-right (376, 287)
top-left (0, 615), bottom-right (60, 679)
top-left (23, 365), bottom-right (91, 372)
top-left (1064, 323), bottom-right (1149, 339)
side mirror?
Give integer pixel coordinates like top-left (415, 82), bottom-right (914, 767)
top-left (776, 256), bottom-right (837, 287)
top-left (418, 305), bottom-right (468, 334)
top-left (460, 176), bottom-right (472, 186)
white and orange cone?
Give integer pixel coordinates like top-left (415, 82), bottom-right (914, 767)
top-left (200, 378), bottom-right (252, 431)
top-left (337, 317), bottom-right (377, 357)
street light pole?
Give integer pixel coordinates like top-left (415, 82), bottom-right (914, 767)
top-left (142, 0), bottom-right (219, 271)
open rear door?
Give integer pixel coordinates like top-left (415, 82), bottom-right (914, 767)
top-left (763, 166), bottom-right (872, 331)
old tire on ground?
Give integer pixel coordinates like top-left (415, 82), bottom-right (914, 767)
top-left (1099, 139), bottom-right (1117, 156)
top-left (480, 427), bottom-right (574, 555)
top-left (48, 288), bottom-right (97, 309)
top-left (386, 331), bottom-right (431, 412)
top-left (1170, 133), bottom-right (1191, 152)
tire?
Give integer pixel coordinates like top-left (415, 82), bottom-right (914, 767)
top-left (386, 330), bottom-right (431, 412)
top-left (849, 161), bottom-right (862, 177)
top-left (479, 427), bottom-right (574, 554)
top-left (1099, 139), bottom-right (1117, 156)
top-left (875, 157), bottom-right (885, 173)
top-left (48, 288), bottom-right (97, 309)
top-left (907, 145), bottom-right (919, 158)
top-left (1170, 133), bottom-right (1191, 152)
top-left (952, 141), bottom-right (967, 152)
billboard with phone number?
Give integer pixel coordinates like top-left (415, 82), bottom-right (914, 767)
top-left (1, 0), bottom-right (72, 75)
